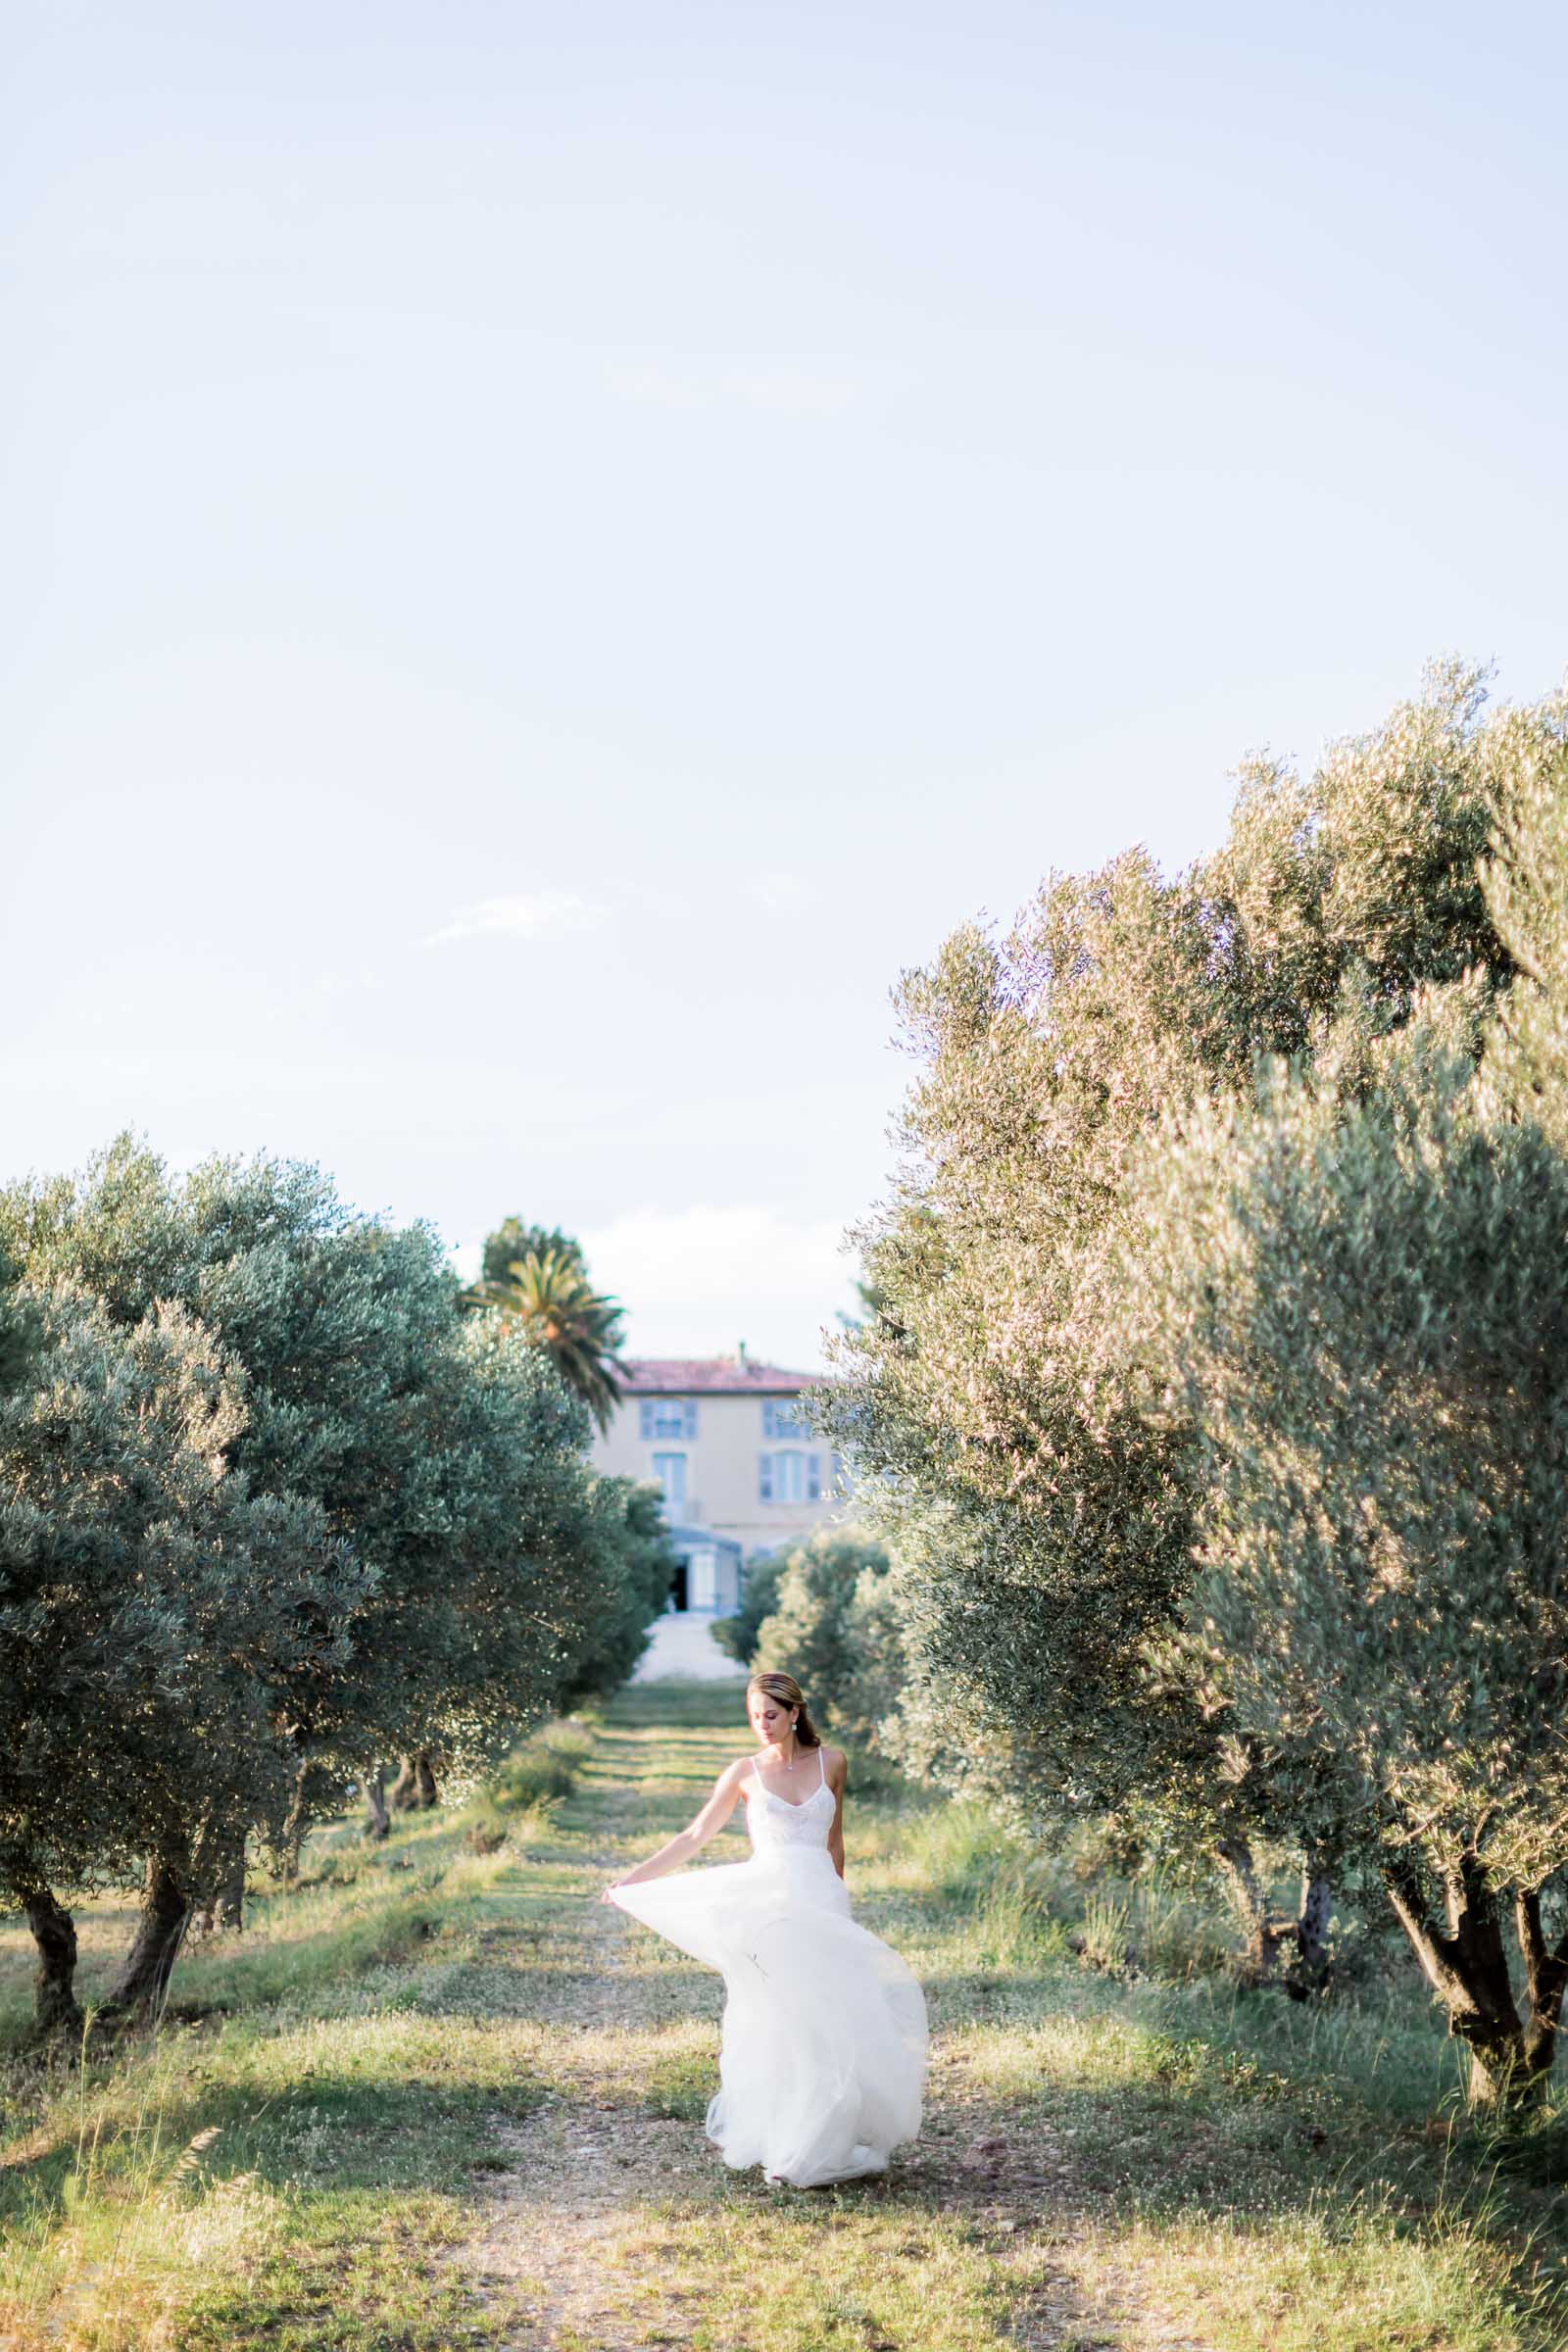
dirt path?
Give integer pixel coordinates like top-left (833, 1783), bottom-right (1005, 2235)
top-left (446, 1684), bottom-right (1209, 2352)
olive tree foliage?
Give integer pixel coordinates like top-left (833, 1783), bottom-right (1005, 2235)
top-left (1112, 978), bottom-right (1568, 2102)
top-left (557, 1477), bottom-right (678, 1706)
top-left (0, 1283), bottom-right (355, 2029)
top-left (751, 1529), bottom-right (906, 1758)
top-left (1122, 732), bottom-right (1568, 2100)
top-left (366, 1304), bottom-right (621, 1779)
top-left (824, 663), bottom-right (1555, 1977)
top-left (0, 1251), bottom-right (38, 1393)
top-left (711, 1551), bottom-right (788, 1665)
top-left (0, 1140), bottom-right (627, 2020)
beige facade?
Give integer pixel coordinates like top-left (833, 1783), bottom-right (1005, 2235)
top-left (591, 1355), bottom-right (842, 1608)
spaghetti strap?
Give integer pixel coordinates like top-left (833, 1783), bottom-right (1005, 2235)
top-left (817, 1745), bottom-right (826, 1791)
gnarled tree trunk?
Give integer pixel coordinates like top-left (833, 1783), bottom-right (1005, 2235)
top-left (281, 1765), bottom-right (312, 1885)
top-left (195, 1836), bottom-right (246, 1937)
top-left (24, 1883), bottom-right (81, 2036)
top-left (280, 1761), bottom-right (338, 1882)
top-left (1385, 1860), bottom-right (1565, 2106)
top-left (390, 1752), bottom-right (440, 1812)
top-left (1216, 1840), bottom-right (1334, 1994)
top-left (363, 1767), bottom-right (390, 1840)
top-left (1216, 1838), bottom-right (1284, 1982)
top-left (103, 1851), bottom-right (195, 2023)
top-left (1291, 1870), bottom-right (1335, 1998)
top-left (1514, 1886), bottom-right (1568, 2085)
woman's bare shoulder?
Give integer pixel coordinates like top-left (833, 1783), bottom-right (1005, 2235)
top-left (821, 1743), bottom-right (849, 1786)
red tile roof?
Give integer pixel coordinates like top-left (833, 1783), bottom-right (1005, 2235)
top-left (617, 1356), bottom-right (823, 1396)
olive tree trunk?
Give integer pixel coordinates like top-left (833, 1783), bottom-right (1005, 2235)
top-left (195, 1837), bottom-right (246, 1936)
top-left (1216, 1840), bottom-right (1334, 1994)
top-left (363, 1767), bottom-right (390, 1840)
top-left (1513, 1886), bottom-right (1568, 2085)
top-left (281, 1765), bottom-right (311, 1885)
top-left (280, 1761), bottom-right (338, 1882)
top-left (24, 1883), bottom-right (81, 2036)
top-left (1386, 1861), bottom-right (1568, 2106)
top-left (1293, 1870), bottom-right (1335, 1997)
top-left (1215, 1838), bottom-right (1283, 1982)
top-left (102, 1850), bottom-right (196, 2023)
top-left (390, 1752), bottom-right (440, 1812)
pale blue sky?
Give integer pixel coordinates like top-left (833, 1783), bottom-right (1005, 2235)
top-left (4, 2), bottom-right (1565, 1364)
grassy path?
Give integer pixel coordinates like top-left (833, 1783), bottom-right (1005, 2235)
top-left (445, 1682), bottom-right (1159, 2352)
top-left (2, 1679), bottom-right (1562, 2350)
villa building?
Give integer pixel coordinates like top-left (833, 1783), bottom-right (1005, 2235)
top-left (590, 1348), bottom-right (843, 1614)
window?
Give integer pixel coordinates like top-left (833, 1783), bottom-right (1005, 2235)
top-left (759, 1449), bottom-right (821, 1504)
top-left (652, 1452), bottom-right (688, 1508)
top-left (761, 1396), bottom-right (808, 1439)
top-left (641, 1397), bottom-right (697, 1440)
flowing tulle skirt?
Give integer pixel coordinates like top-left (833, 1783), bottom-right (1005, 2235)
top-left (611, 1845), bottom-right (927, 2187)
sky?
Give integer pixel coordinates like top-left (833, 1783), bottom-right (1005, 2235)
top-left (4, 1), bottom-right (1566, 1367)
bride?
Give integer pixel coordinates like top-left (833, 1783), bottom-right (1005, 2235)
top-left (603, 1670), bottom-right (927, 2188)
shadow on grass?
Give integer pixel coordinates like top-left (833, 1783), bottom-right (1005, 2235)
top-left (0, 2055), bottom-right (551, 2226)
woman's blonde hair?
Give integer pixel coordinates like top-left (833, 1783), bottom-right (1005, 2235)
top-left (747, 1669), bottom-right (821, 1749)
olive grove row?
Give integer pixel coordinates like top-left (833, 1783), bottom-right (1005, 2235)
top-left (0, 1151), bottom-right (672, 2033)
top-left (814, 661), bottom-right (1568, 2108)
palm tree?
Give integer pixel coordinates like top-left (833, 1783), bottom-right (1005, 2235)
top-left (470, 1248), bottom-right (626, 1434)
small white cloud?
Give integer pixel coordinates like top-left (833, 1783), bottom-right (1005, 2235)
top-left (421, 892), bottom-right (607, 949)
top-left (743, 870), bottom-right (817, 915)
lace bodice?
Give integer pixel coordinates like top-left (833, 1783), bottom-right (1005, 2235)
top-left (744, 1755), bottom-right (835, 1856)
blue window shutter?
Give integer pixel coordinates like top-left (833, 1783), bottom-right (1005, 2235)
top-left (759, 1453), bottom-right (773, 1501)
top-left (686, 1400), bottom-right (698, 1439)
top-left (639, 1401), bottom-right (652, 1440)
top-left (808, 1452), bottom-right (821, 1501)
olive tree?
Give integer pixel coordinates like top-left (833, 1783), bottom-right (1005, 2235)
top-left (752, 1529), bottom-right (907, 1759)
top-left (1118, 1006), bottom-right (1568, 2098)
top-left (0, 1142), bottom-right (634, 2013)
top-left (826, 663), bottom-right (1553, 1978)
top-left (0, 1283), bottom-right (357, 2029)
top-left (1106, 735), bottom-right (1568, 2099)
top-left (712, 1551), bottom-right (787, 1665)
top-left (556, 1476), bottom-right (678, 1707)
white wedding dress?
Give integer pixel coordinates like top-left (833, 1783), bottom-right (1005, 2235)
top-left (610, 1747), bottom-right (927, 2186)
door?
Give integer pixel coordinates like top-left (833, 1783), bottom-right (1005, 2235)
top-left (688, 1547), bottom-right (718, 1612)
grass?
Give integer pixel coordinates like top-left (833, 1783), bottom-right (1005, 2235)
top-left (1, 1686), bottom-right (1564, 2349)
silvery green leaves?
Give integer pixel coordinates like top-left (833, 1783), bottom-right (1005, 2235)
top-left (830, 660), bottom-right (1568, 2092)
top-left (0, 1142), bottom-right (662, 2028)
top-left (1116, 1010), bottom-right (1568, 2096)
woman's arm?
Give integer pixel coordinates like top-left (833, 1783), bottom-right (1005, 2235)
top-left (602, 1761), bottom-right (747, 1899)
top-left (826, 1747), bottom-right (848, 1880)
